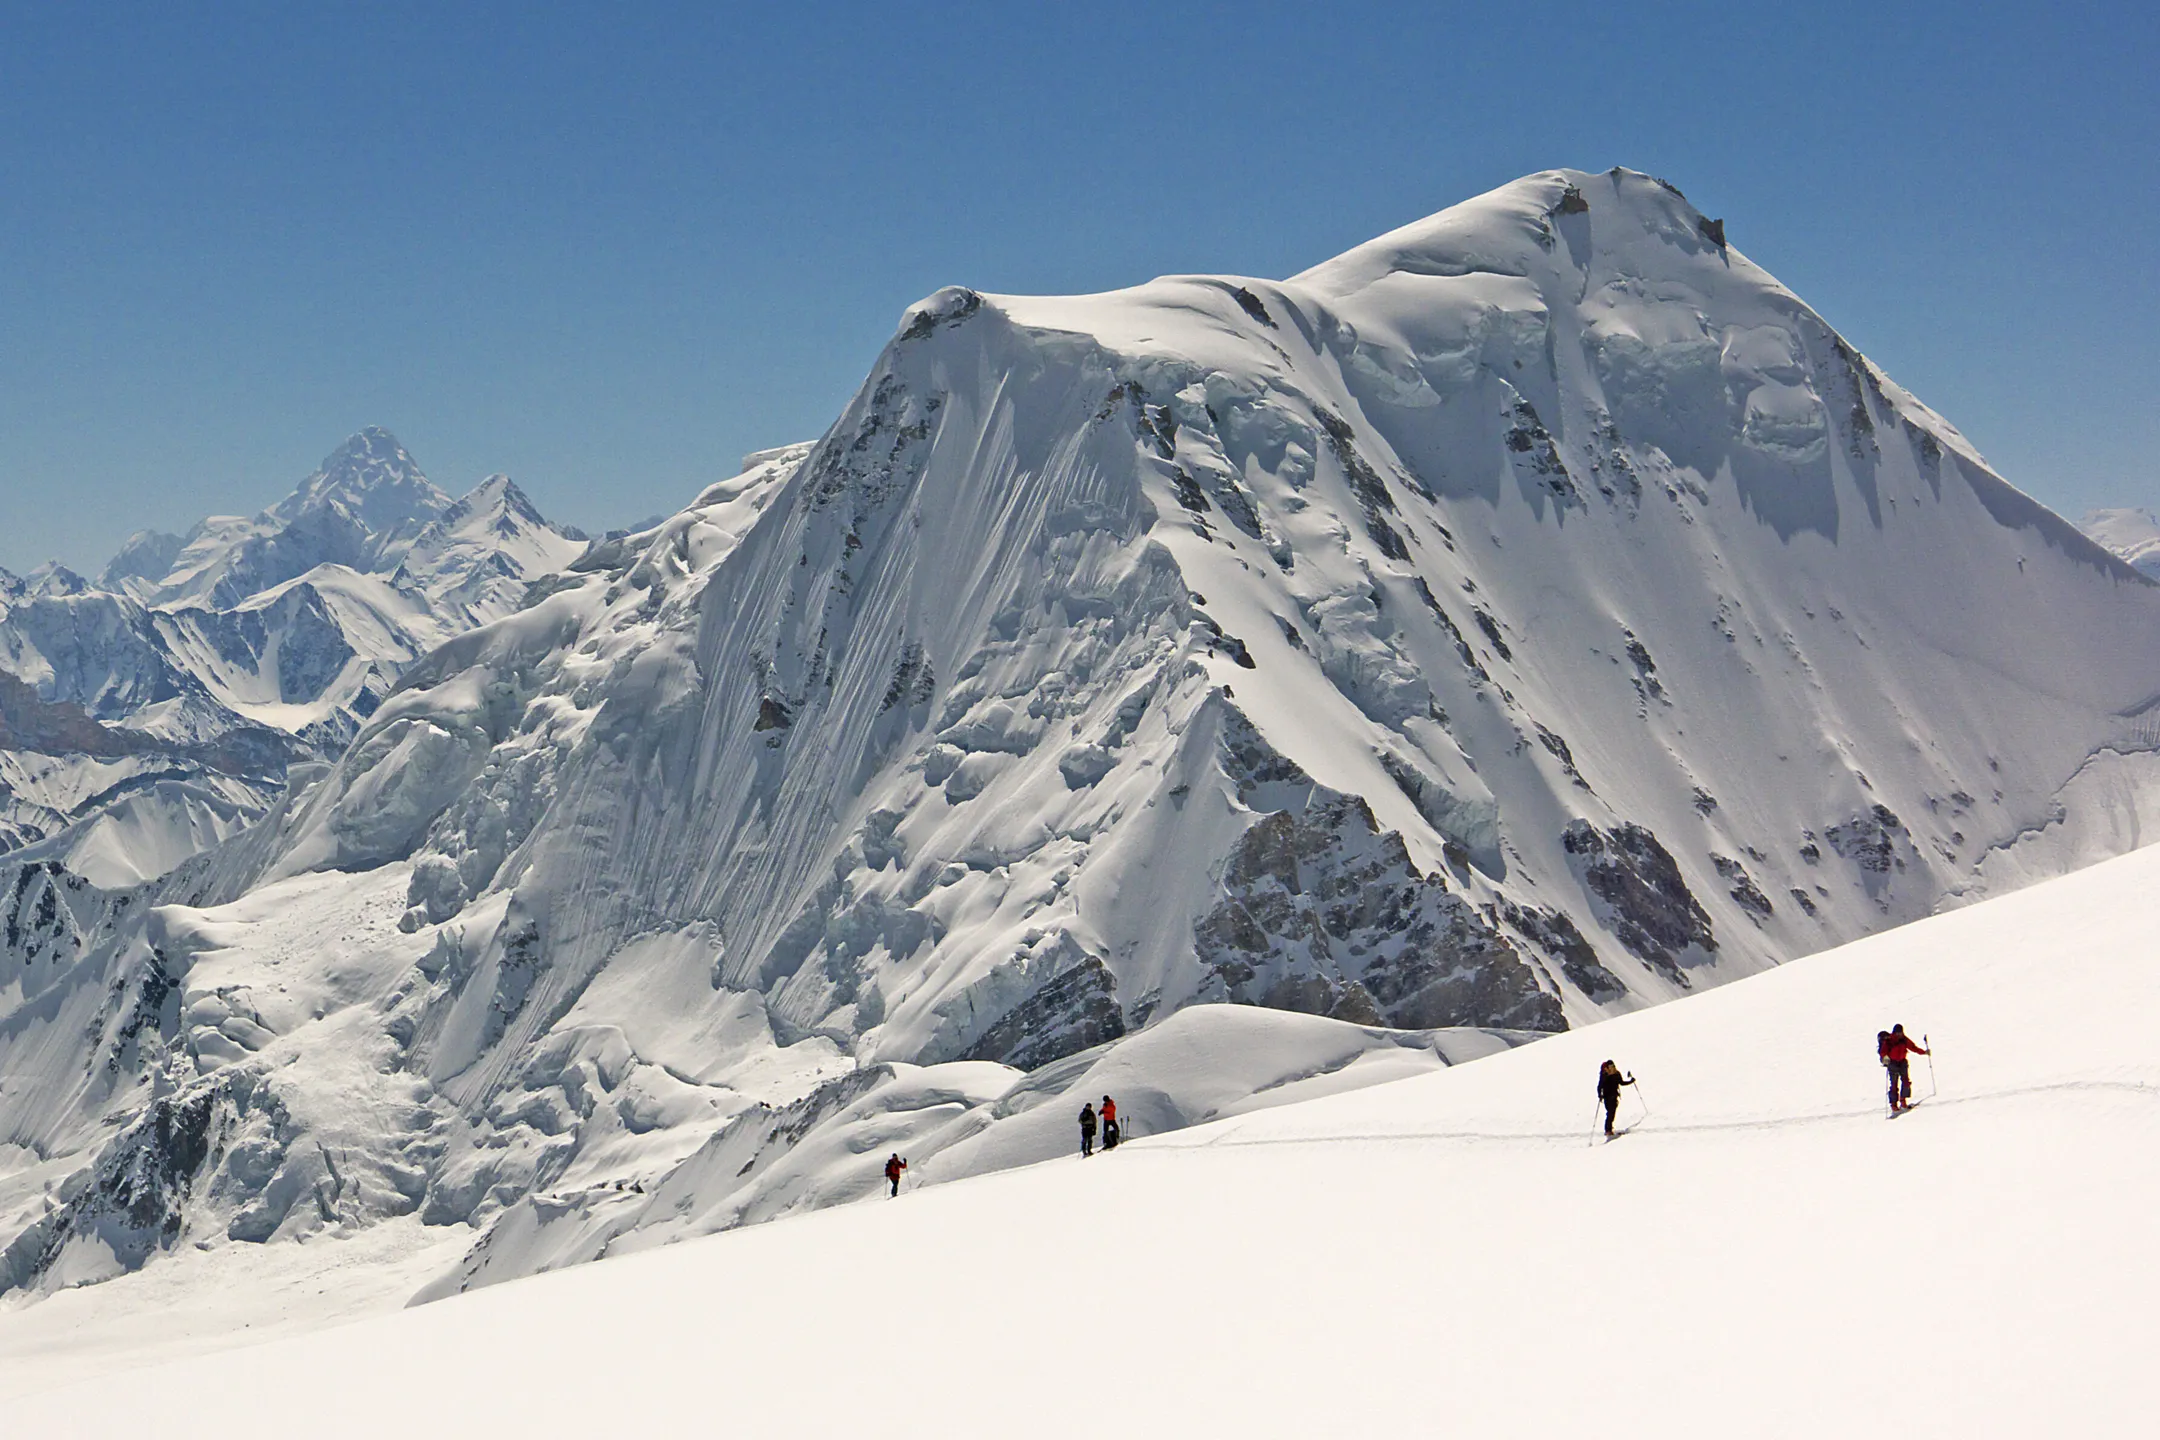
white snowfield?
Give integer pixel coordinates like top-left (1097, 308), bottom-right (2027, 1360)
top-left (9, 837), bottom-right (2154, 1436)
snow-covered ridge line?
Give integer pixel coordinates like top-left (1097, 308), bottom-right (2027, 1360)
top-left (4, 166), bottom-right (2160, 1323)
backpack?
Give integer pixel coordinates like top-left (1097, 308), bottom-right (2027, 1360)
top-left (1876, 1031), bottom-right (1893, 1062)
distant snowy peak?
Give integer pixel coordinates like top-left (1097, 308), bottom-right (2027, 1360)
top-left (23, 562), bottom-right (92, 598)
top-left (97, 529), bottom-right (188, 600)
top-left (2079, 507), bottom-right (2160, 579)
top-left (146, 428), bottom-right (452, 609)
top-left (269, 426), bottom-right (452, 536)
top-left (391, 473), bottom-right (590, 626)
top-left (0, 429), bottom-right (598, 882)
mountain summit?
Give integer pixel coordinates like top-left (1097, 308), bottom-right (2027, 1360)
top-left (153, 427), bottom-right (453, 610)
top-left (4, 169), bottom-right (2158, 1313)
top-left (270, 425), bottom-right (450, 532)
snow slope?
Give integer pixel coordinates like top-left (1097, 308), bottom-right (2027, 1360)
top-left (8, 822), bottom-right (2155, 1435)
top-left (5, 167), bottom-right (2160, 1327)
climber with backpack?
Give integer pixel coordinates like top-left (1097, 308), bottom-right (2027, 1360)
top-left (884, 1152), bottom-right (907, 1197)
top-left (1078, 1101), bottom-right (1097, 1157)
top-left (1879, 1025), bottom-right (1930, 1113)
top-left (1595, 1060), bottom-right (1636, 1137)
top-left (1100, 1095), bottom-right (1120, 1151)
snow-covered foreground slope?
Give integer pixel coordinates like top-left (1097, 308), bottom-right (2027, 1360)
top-left (9, 830), bottom-right (2156, 1435)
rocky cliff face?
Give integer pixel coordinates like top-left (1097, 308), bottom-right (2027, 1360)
top-left (6, 168), bottom-right (2160, 1307)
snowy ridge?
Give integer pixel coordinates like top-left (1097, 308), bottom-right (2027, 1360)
top-left (0, 430), bottom-right (587, 884)
top-left (3, 168), bottom-right (2160, 1321)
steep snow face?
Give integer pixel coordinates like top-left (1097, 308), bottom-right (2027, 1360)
top-left (6, 168), bottom-right (2160, 1316)
top-left (0, 432), bottom-right (588, 882)
top-left (2080, 505), bottom-right (2160, 579)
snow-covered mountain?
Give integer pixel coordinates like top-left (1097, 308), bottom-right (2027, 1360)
top-left (2079, 505), bottom-right (2160, 579)
top-left (0, 430), bottom-right (587, 884)
top-left (5, 168), bottom-right (2160, 1320)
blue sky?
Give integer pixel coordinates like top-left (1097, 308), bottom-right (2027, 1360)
top-left (3, 0), bottom-right (2155, 572)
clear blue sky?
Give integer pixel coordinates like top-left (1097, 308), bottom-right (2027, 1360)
top-left (4, 0), bottom-right (2155, 573)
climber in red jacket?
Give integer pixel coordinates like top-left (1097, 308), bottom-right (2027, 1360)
top-left (1879, 1024), bottom-right (1929, 1112)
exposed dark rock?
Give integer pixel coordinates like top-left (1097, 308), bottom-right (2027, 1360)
top-left (880, 641), bottom-right (934, 712)
top-left (1561, 820), bottom-right (1716, 985)
top-left (1314, 408), bottom-right (1410, 561)
top-left (1500, 901), bottom-right (1626, 1004)
top-left (754, 696), bottom-right (793, 732)
top-left (1218, 709), bottom-right (1311, 802)
top-left (1505, 398), bottom-right (1579, 505)
top-left (1623, 631), bottom-right (1667, 703)
top-left (1535, 724), bottom-right (1589, 789)
top-left (1197, 615), bottom-right (1256, 669)
top-left (1556, 185), bottom-right (1590, 215)
top-left (1230, 286), bottom-right (1276, 327)
top-left (1142, 403), bottom-right (1180, 460)
top-left (1413, 579), bottom-right (1487, 679)
top-left (963, 956), bottom-right (1127, 1071)
top-left (1171, 469), bottom-right (1212, 514)
top-left (898, 287), bottom-right (982, 341)
top-left (1711, 854), bottom-right (1775, 923)
top-left (1195, 789), bottom-right (1562, 1032)
top-left (1698, 216), bottom-right (1727, 249)
top-left (1471, 607), bottom-right (1512, 662)
top-left (1827, 805), bottom-right (1905, 874)
top-left (0, 1078), bottom-right (238, 1293)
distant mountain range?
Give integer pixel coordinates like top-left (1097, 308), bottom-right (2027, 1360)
top-left (2079, 507), bottom-right (2160, 579)
top-left (0, 429), bottom-right (587, 884)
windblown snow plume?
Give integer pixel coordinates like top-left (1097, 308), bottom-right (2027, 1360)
top-left (5, 168), bottom-right (2160, 1312)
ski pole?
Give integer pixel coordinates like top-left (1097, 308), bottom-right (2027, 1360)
top-left (1631, 1077), bottom-right (1651, 1120)
top-left (1925, 1035), bottom-right (1937, 1099)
